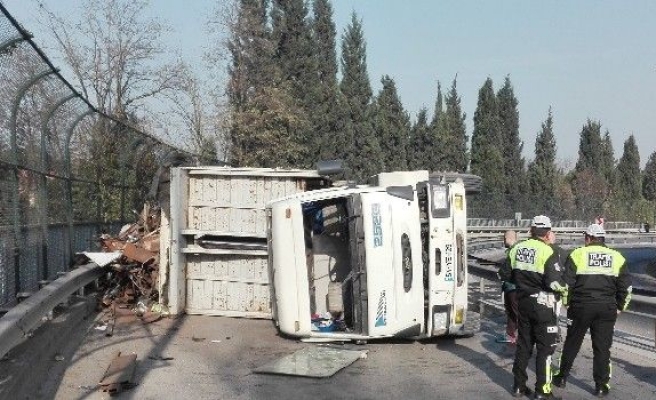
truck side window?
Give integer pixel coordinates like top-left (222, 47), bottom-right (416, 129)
top-left (401, 233), bottom-right (412, 292)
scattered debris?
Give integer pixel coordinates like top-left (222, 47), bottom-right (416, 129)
top-left (147, 355), bottom-right (174, 361)
top-left (150, 303), bottom-right (169, 317)
top-left (77, 203), bottom-right (162, 318)
top-left (99, 351), bottom-right (138, 395)
top-left (54, 354), bottom-right (65, 361)
top-left (210, 340), bottom-right (221, 344)
top-left (81, 251), bottom-right (122, 268)
top-left (191, 337), bottom-right (206, 342)
top-left (94, 323), bottom-right (108, 332)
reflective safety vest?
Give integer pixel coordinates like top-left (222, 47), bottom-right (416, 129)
top-left (568, 245), bottom-right (625, 277)
top-left (566, 244), bottom-right (630, 309)
top-left (508, 238), bottom-right (555, 274)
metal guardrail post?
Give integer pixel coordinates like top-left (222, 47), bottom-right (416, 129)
top-left (479, 277), bottom-right (486, 316)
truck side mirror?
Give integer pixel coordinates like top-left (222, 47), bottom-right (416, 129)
top-left (316, 160), bottom-right (344, 176)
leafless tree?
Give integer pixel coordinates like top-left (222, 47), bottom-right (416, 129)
top-left (39, 0), bottom-right (184, 119)
top-left (158, 65), bottom-right (226, 163)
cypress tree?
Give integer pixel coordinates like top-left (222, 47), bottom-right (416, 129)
top-left (430, 82), bottom-right (445, 133)
top-left (313, 0), bottom-right (337, 84)
top-left (228, 0), bottom-right (303, 167)
top-left (497, 76), bottom-right (525, 214)
top-left (324, 90), bottom-right (353, 165)
top-left (554, 174), bottom-right (577, 220)
top-left (408, 107), bottom-right (430, 170)
top-left (339, 13), bottom-right (382, 181)
top-left (312, 0), bottom-right (342, 165)
top-left (470, 78), bottom-right (504, 218)
top-left (471, 78), bottom-right (501, 161)
top-left (227, 0), bottom-right (272, 111)
top-left (572, 168), bottom-right (607, 220)
top-left (526, 108), bottom-right (558, 217)
top-left (441, 77), bottom-right (468, 172)
top-left (271, 0), bottom-right (317, 167)
top-left (426, 81), bottom-right (446, 172)
top-left (573, 120), bottom-right (610, 219)
top-left (575, 119), bottom-right (604, 172)
top-left (615, 135), bottom-right (642, 206)
top-left (642, 151), bottom-right (656, 201)
top-left (373, 75), bottom-right (410, 172)
top-left (600, 131), bottom-right (616, 190)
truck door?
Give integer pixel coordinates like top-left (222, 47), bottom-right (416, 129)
top-left (423, 182), bottom-right (467, 336)
top-left (361, 192), bottom-right (424, 338)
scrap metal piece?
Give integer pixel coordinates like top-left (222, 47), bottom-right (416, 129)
top-left (99, 351), bottom-right (137, 395)
top-left (122, 243), bottom-right (156, 264)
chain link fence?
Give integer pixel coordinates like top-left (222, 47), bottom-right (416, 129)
top-left (0, 6), bottom-right (190, 307)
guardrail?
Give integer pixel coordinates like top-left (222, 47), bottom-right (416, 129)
top-left (468, 233), bottom-right (656, 250)
top-left (0, 262), bottom-right (103, 358)
top-left (467, 219), bottom-right (644, 230)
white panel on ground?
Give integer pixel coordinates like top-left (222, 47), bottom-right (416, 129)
top-left (253, 346), bottom-right (367, 378)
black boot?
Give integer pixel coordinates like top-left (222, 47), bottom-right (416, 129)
top-left (594, 384), bottom-right (610, 397)
top-left (512, 385), bottom-right (533, 398)
top-left (533, 392), bottom-right (562, 400)
top-left (552, 373), bottom-right (567, 388)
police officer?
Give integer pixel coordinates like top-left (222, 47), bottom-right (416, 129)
top-left (498, 215), bottom-right (567, 400)
top-left (552, 224), bottom-right (632, 397)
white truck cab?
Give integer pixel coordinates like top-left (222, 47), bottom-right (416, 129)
top-left (267, 170), bottom-right (475, 341)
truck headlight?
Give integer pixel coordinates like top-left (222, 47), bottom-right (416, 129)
top-left (432, 186), bottom-right (447, 209)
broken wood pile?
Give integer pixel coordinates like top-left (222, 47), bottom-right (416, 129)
top-left (95, 203), bottom-right (161, 313)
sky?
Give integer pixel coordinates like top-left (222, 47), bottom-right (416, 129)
top-left (3, 0), bottom-right (656, 167)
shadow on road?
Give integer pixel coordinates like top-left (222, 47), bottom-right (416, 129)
top-left (436, 333), bottom-right (515, 395)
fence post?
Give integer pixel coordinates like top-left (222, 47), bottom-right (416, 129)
top-left (9, 68), bottom-right (57, 296)
top-left (65, 110), bottom-right (94, 270)
top-left (40, 94), bottom-right (76, 279)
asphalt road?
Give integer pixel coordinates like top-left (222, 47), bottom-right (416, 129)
top-left (5, 299), bottom-right (649, 400)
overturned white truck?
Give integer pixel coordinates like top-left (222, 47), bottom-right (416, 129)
top-left (267, 170), bottom-right (479, 341)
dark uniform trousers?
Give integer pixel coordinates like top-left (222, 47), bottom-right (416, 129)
top-left (558, 303), bottom-right (617, 386)
top-left (513, 295), bottom-right (559, 393)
